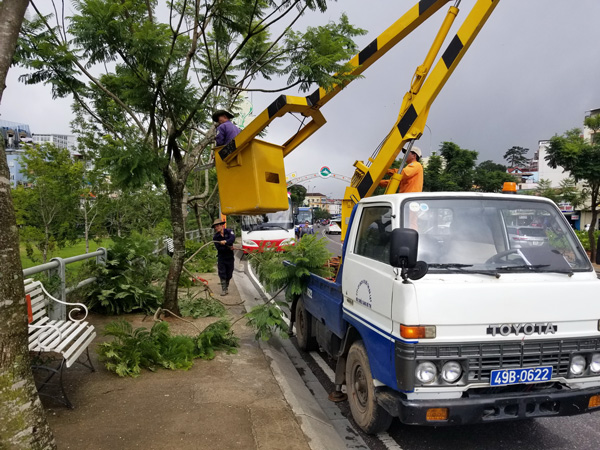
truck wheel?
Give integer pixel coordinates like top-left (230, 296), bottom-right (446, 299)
top-left (346, 341), bottom-right (393, 434)
top-left (295, 297), bottom-right (317, 351)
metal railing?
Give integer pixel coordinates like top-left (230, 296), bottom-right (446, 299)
top-left (23, 248), bottom-right (107, 321)
top-left (153, 228), bottom-right (213, 255)
top-left (23, 228), bottom-right (215, 319)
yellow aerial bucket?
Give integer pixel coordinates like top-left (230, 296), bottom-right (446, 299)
top-left (215, 139), bottom-right (288, 215)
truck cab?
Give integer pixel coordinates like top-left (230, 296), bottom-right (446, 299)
top-left (297, 192), bottom-right (600, 432)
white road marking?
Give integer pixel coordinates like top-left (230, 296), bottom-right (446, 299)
top-left (319, 228), bottom-right (342, 246)
top-left (378, 432), bottom-right (404, 450)
top-left (309, 351), bottom-right (335, 382)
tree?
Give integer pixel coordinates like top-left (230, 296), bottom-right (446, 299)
top-left (439, 141), bottom-right (478, 191)
top-left (0, 0), bottom-right (56, 446)
top-left (18, 0), bottom-right (365, 314)
top-left (313, 206), bottom-right (330, 220)
top-left (289, 184), bottom-right (307, 208)
top-left (546, 128), bottom-right (600, 261)
top-left (12, 144), bottom-right (83, 263)
top-left (503, 145), bottom-right (529, 168)
top-left (534, 178), bottom-right (561, 204)
top-left (473, 160), bottom-right (514, 192)
top-left (100, 185), bottom-right (170, 238)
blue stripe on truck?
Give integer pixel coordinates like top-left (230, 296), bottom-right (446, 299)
top-left (343, 308), bottom-right (418, 391)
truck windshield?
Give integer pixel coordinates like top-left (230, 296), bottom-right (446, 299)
top-left (402, 198), bottom-right (591, 272)
top-left (241, 199), bottom-right (294, 231)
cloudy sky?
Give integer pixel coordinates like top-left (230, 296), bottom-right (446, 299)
top-left (2, 0), bottom-right (600, 198)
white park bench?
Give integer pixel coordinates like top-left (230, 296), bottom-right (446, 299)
top-left (25, 278), bottom-right (96, 408)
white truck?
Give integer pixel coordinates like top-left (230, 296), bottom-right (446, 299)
top-left (293, 192), bottom-right (600, 433)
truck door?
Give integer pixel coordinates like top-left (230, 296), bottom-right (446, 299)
top-left (342, 203), bottom-right (396, 385)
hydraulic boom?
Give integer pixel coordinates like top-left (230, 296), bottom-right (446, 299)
top-left (214, 0), bottom-right (500, 240)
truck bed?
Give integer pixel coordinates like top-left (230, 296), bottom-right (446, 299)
top-left (304, 272), bottom-right (346, 339)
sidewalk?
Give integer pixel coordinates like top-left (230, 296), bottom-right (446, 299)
top-left (44, 269), bottom-right (314, 449)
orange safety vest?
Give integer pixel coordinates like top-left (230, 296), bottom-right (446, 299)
top-left (399, 161), bottom-right (423, 193)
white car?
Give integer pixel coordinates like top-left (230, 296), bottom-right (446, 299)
top-left (326, 221), bottom-right (342, 235)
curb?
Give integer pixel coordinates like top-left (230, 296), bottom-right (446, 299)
top-left (233, 263), bottom-right (367, 450)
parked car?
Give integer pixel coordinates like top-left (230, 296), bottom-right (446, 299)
top-left (326, 221), bottom-right (342, 235)
top-left (507, 226), bottom-right (549, 248)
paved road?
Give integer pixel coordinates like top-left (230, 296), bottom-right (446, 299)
top-left (295, 342), bottom-right (600, 450)
top-left (314, 224), bottom-right (343, 255)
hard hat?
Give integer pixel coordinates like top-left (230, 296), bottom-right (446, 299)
top-left (402, 146), bottom-right (422, 158)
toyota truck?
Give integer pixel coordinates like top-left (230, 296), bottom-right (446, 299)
top-left (293, 192), bottom-right (600, 433)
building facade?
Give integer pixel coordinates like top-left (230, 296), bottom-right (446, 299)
top-left (1, 120), bottom-right (33, 187)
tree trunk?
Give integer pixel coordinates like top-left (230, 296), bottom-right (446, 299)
top-left (43, 224), bottom-right (49, 264)
top-left (0, 126), bottom-right (57, 450)
top-left (192, 201), bottom-right (203, 235)
top-left (84, 204), bottom-right (89, 253)
top-left (0, 3), bottom-right (57, 446)
top-left (163, 176), bottom-right (185, 315)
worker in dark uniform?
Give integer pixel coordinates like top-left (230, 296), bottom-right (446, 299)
top-left (212, 218), bottom-right (235, 295)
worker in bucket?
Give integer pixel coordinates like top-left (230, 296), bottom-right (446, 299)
top-left (212, 218), bottom-right (235, 295)
top-left (212, 109), bottom-right (241, 146)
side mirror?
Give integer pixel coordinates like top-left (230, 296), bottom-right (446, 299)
top-left (390, 228), bottom-right (418, 269)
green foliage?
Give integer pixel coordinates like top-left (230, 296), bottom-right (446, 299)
top-left (284, 14), bottom-right (367, 92)
top-left (250, 233), bottom-right (332, 298)
top-left (534, 178), bottom-right (588, 209)
top-left (179, 290), bottom-right (226, 319)
top-left (184, 240), bottom-right (217, 273)
top-left (83, 231), bottom-right (165, 314)
top-left (546, 127), bottom-right (600, 259)
top-left (424, 143), bottom-right (513, 193)
top-left (12, 144), bottom-right (84, 262)
top-left (574, 230), bottom-right (600, 251)
top-left (245, 302), bottom-right (289, 341)
top-left (473, 160), bottom-right (515, 193)
top-left (17, 1), bottom-right (366, 311)
top-left (97, 318), bottom-right (239, 377)
top-left (195, 319), bottom-right (239, 360)
top-left (289, 184), bottom-right (307, 209)
top-left (313, 207), bottom-right (331, 220)
top-left (503, 146), bottom-right (529, 168)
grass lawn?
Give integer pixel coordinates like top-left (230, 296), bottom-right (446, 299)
top-left (20, 239), bottom-right (114, 270)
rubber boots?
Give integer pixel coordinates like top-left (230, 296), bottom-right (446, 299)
top-left (220, 279), bottom-right (228, 296)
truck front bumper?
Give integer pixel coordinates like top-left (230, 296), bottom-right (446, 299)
top-left (376, 386), bottom-right (600, 426)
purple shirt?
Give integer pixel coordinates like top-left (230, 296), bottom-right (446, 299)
top-left (215, 120), bottom-right (241, 146)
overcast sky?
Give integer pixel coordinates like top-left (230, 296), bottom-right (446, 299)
top-left (2, 0), bottom-right (600, 198)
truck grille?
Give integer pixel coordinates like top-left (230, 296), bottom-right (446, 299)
top-left (411, 338), bottom-right (600, 382)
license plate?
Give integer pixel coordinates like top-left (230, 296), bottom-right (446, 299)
top-left (490, 366), bottom-right (552, 386)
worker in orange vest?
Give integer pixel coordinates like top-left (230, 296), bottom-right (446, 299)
top-left (379, 146), bottom-right (424, 193)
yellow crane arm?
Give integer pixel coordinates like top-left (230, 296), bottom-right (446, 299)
top-left (214, 0), bottom-right (500, 221)
top-left (340, 0), bottom-right (500, 239)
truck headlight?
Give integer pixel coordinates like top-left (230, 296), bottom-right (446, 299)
top-left (441, 361), bottom-right (462, 383)
top-left (279, 238), bottom-right (295, 247)
top-left (415, 361), bottom-right (437, 384)
top-left (590, 354), bottom-right (600, 374)
top-left (242, 240), bottom-right (259, 247)
top-left (570, 355), bottom-right (587, 376)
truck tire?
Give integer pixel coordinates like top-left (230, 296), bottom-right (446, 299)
top-left (295, 297), bottom-right (317, 351)
top-left (346, 341), bottom-right (393, 434)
